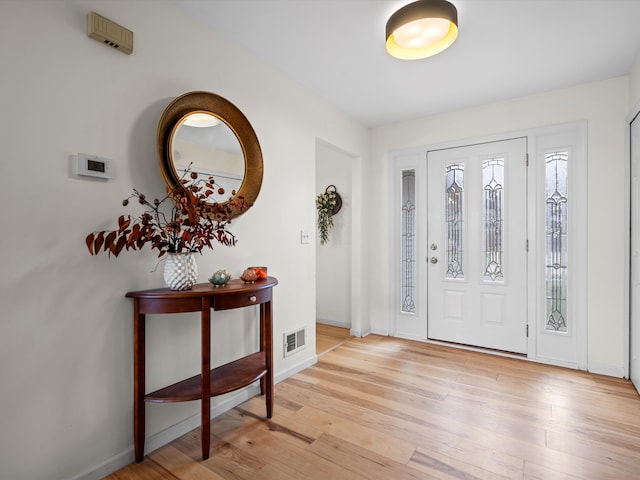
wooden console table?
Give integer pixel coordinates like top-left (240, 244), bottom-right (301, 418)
top-left (126, 276), bottom-right (278, 462)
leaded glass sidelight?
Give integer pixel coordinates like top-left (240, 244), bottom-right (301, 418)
top-left (401, 170), bottom-right (416, 313)
top-left (482, 159), bottom-right (505, 282)
top-left (445, 164), bottom-right (464, 279)
top-left (545, 151), bottom-right (568, 332)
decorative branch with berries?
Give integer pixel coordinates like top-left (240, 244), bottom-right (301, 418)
top-left (86, 170), bottom-right (242, 258)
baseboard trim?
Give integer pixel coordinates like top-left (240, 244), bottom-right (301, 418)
top-left (316, 318), bottom-right (351, 329)
top-left (72, 354), bottom-right (317, 480)
top-left (275, 354), bottom-right (318, 383)
top-left (69, 385), bottom-right (260, 480)
top-left (588, 363), bottom-right (626, 378)
top-left (369, 327), bottom-right (388, 336)
top-left (68, 447), bottom-right (135, 480)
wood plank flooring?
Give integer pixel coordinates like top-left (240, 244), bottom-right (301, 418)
top-left (316, 323), bottom-right (352, 356)
top-left (105, 330), bottom-right (640, 480)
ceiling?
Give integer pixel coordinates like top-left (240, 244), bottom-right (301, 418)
top-left (172, 0), bottom-right (640, 128)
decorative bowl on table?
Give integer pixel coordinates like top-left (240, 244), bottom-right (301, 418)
top-left (250, 266), bottom-right (268, 279)
top-left (209, 269), bottom-right (231, 287)
top-left (240, 268), bottom-right (258, 284)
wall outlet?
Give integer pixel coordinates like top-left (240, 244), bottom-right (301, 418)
top-left (300, 230), bottom-right (310, 244)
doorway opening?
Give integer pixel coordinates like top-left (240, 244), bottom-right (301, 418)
top-left (315, 141), bottom-right (353, 330)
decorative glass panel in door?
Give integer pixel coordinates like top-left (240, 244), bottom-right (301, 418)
top-left (545, 151), bottom-right (568, 332)
top-left (401, 170), bottom-right (416, 313)
top-left (445, 164), bottom-right (464, 280)
top-left (427, 138), bottom-right (528, 354)
top-left (482, 158), bottom-right (505, 282)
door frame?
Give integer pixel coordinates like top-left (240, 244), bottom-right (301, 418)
top-left (390, 123), bottom-right (587, 369)
top-left (627, 102), bottom-right (640, 384)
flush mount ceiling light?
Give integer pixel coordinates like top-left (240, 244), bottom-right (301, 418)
top-left (386, 0), bottom-right (458, 60)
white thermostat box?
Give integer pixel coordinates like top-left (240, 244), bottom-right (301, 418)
top-left (76, 153), bottom-right (113, 179)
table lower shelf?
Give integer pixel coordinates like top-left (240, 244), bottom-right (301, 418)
top-left (145, 351), bottom-right (267, 403)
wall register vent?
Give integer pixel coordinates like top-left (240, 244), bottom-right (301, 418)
top-left (87, 12), bottom-right (133, 55)
top-left (284, 327), bottom-right (306, 357)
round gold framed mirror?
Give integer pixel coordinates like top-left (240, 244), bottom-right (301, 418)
top-left (157, 91), bottom-right (263, 219)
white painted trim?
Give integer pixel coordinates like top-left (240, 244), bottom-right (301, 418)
top-left (350, 153), bottom-right (365, 334)
top-left (392, 331), bottom-right (430, 342)
top-left (526, 134), bottom-right (538, 362)
top-left (74, 354), bottom-right (318, 480)
top-left (625, 105), bottom-right (640, 380)
top-left (370, 327), bottom-right (389, 336)
top-left (315, 138), bottom-right (363, 335)
top-left (274, 355), bottom-right (318, 383)
top-left (387, 122), bottom-right (588, 371)
top-left (316, 317), bottom-right (351, 329)
top-left (69, 384), bottom-right (261, 480)
top-left (624, 120), bottom-right (631, 380)
top-left (388, 151), bottom-right (428, 340)
top-left (350, 327), bottom-right (372, 337)
top-left (588, 363), bottom-right (626, 378)
top-left (389, 153), bottom-right (399, 337)
top-left (627, 100), bottom-right (640, 123)
top-left (531, 356), bottom-right (579, 371)
top-left (530, 122), bottom-right (588, 369)
top-left (68, 448), bottom-right (134, 480)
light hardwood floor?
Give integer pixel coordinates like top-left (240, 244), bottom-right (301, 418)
top-left (105, 329), bottom-right (640, 479)
top-left (315, 323), bottom-right (352, 356)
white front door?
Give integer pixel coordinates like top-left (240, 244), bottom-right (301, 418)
top-left (631, 114), bottom-right (640, 392)
top-left (427, 138), bottom-right (528, 353)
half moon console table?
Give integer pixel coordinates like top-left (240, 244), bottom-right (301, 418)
top-left (126, 276), bottom-right (278, 462)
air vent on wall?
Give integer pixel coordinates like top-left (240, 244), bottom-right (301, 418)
top-left (284, 327), bottom-right (306, 357)
top-left (87, 12), bottom-right (133, 55)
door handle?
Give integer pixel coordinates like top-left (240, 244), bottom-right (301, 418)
top-left (430, 257), bottom-right (438, 264)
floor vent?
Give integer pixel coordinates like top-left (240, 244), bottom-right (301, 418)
top-left (284, 327), bottom-right (306, 357)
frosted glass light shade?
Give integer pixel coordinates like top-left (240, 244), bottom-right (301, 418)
top-left (183, 113), bottom-right (221, 127)
top-left (386, 0), bottom-right (458, 60)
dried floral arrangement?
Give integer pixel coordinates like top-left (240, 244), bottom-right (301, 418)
top-left (86, 171), bottom-right (244, 258)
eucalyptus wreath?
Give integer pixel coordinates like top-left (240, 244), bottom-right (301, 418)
top-left (316, 189), bottom-right (337, 245)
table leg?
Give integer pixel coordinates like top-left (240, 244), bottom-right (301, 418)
top-left (133, 303), bottom-right (145, 462)
top-left (201, 298), bottom-right (211, 460)
top-left (259, 303), bottom-right (265, 396)
top-left (261, 301), bottom-right (273, 418)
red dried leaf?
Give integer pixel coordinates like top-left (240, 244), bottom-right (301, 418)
top-left (85, 233), bottom-right (95, 255)
top-left (95, 231), bottom-right (105, 253)
top-left (115, 236), bottom-right (127, 257)
top-left (118, 215), bottom-right (130, 230)
top-left (104, 231), bottom-right (117, 252)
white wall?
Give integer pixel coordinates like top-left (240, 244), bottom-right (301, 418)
top-left (1, 1), bottom-right (637, 478)
top-left (315, 142), bottom-right (353, 327)
top-left (369, 77), bottom-right (630, 375)
top-left (630, 53), bottom-right (640, 110)
top-left (0, 1), bottom-right (369, 479)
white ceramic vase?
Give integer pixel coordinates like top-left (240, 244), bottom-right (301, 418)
top-left (163, 252), bottom-right (198, 290)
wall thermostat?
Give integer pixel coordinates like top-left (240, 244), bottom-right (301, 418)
top-left (76, 153), bottom-right (113, 179)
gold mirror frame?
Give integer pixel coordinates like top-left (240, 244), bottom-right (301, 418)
top-left (157, 91), bottom-right (263, 219)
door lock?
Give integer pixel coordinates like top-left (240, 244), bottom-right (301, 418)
top-left (430, 244), bottom-right (438, 251)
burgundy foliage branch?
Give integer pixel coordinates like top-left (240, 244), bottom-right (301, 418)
top-left (86, 171), bottom-right (245, 258)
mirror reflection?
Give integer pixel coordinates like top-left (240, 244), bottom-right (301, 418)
top-left (157, 91), bottom-right (263, 220)
top-left (171, 113), bottom-right (245, 204)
